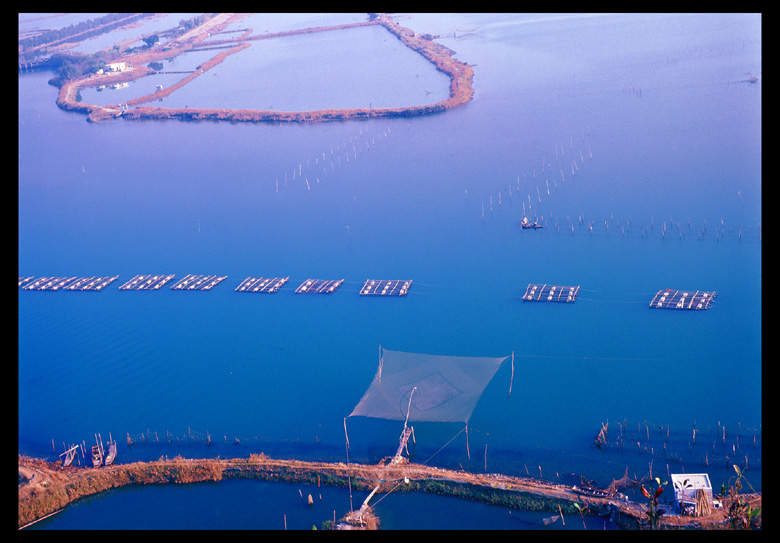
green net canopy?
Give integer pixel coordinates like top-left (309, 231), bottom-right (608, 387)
top-left (349, 348), bottom-right (509, 424)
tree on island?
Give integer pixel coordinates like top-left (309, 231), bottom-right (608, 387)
top-left (142, 34), bottom-right (159, 48)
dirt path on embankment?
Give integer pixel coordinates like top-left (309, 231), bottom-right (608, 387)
top-left (18, 454), bottom-right (759, 529)
top-left (55, 14), bottom-right (474, 124)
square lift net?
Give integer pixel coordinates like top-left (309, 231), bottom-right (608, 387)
top-left (349, 348), bottom-right (510, 424)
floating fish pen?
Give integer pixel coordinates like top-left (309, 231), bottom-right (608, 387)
top-left (21, 277), bottom-right (71, 290)
top-left (78, 276), bottom-right (118, 291)
top-left (170, 274), bottom-right (227, 291)
top-left (119, 274), bottom-right (175, 290)
top-left (522, 284), bottom-right (580, 303)
top-left (20, 276), bottom-right (118, 291)
top-left (594, 419), bottom-right (761, 471)
top-left (649, 289), bottom-right (716, 310)
top-left (359, 279), bottom-right (412, 296)
top-left (235, 276), bottom-right (289, 293)
top-left (294, 278), bottom-right (344, 294)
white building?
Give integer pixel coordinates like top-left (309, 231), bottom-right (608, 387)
top-left (671, 473), bottom-right (721, 515)
top-left (106, 62), bottom-right (128, 72)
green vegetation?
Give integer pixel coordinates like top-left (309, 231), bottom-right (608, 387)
top-left (46, 52), bottom-right (109, 85)
top-left (19, 14), bottom-right (149, 52)
top-left (177, 15), bottom-right (212, 31)
top-left (639, 477), bottom-right (667, 529)
top-left (723, 465), bottom-right (761, 530)
top-left (397, 478), bottom-right (579, 515)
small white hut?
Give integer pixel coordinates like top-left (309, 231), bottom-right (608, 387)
top-left (106, 62), bottom-right (128, 72)
top-left (671, 473), bottom-right (721, 516)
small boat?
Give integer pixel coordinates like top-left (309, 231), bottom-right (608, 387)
top-left (521, 217), bottom-right (543, 229)
top-left (91, 445), bottom-right (103, 468)
top-left (572, 483), bottom-right (617, 499)
top-left (59, 445), bottom-right (79, 468)
top-left (104, 435), bottom-right (117, 466)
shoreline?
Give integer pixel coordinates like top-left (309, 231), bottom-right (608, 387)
top-left (54, 14), bottom-right (474, 124)
top-left (18, 454), bottom-right (757, 530)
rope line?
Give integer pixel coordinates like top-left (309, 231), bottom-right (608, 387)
top-left (419, 425), bottom-right (468, 467)
top-left (575, 297), bottom-right (648, 304)
top-left (513, 353), bottom-right (663, 362)
top-left (368, 424), bottom-right (468, 509)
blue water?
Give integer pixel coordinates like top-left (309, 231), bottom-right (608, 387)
top-left (19, 13), bottom-right (761, 529)
top-left (28, 479), bottom-right (618, 530)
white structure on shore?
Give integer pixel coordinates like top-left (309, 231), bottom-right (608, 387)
top-left (671, 473), bottom-right (721, 516)
top-left (106, 62), bottom-right (128, 72)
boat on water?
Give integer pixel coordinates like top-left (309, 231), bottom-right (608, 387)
top-left (91, 445), bottom-right (103, 467)
top-left (521, 217), bottom-right (543, 229)
top-left (59, 445), bottom-right (79, 468)
top-left (572, 483), bottom-right (618, 499)
top-left (104, 435), bottom-right (117, 466)
top-left (91, 434), bottom-right (104, 468)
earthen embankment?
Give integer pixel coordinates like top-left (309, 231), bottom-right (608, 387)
top-left (55, 14), bottom-right (474, 124)
top-left (18, 454), bottom-right (759, 529)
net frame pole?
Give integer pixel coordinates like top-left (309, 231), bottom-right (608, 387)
top-left (508, 351), bottom-right (515, 397)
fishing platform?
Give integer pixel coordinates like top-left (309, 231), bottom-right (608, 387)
top-left (520, 217), bottom-right (543, 229)
top-left (119, 274), bottom-right (175, 290)
top-left (170, 274), bottom-right (227, 291)
top-left (359, 279), bottom-right (412, 296)
top-left (20, 276), bottom-right (118, 291)
top-left (522, 284), bottom-right (580, 303)
top-left (235, 276), bottom-right (289, 293)
top-left (294, 278), bottom-right (344, 294)
top-left (649, 289), bottom-right (716, 310)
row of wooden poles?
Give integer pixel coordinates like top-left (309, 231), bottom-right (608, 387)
top-left (126, 428), bottom-right (247, 447)
top-left (595, 420), bottom-right (761, 470)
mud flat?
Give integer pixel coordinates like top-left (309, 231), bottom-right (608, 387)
top-left (55, 14), bottom-right (474, 124)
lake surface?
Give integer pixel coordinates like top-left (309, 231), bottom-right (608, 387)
top-left (19, 12), bottom-right (761, 529)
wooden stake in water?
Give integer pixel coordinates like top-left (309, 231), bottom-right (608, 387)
top-left (508, 351), bottom-right (515, 397)
top-left (344, 417), bottom-right (353, 512)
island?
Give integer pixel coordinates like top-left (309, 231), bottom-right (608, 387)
top-left (53, 13), bottom-right (475, 124)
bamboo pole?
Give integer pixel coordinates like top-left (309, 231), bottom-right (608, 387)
top-left (465, 425), bottom-right (470, 460)
top-left (508, 351), bottom-right (514, 397)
